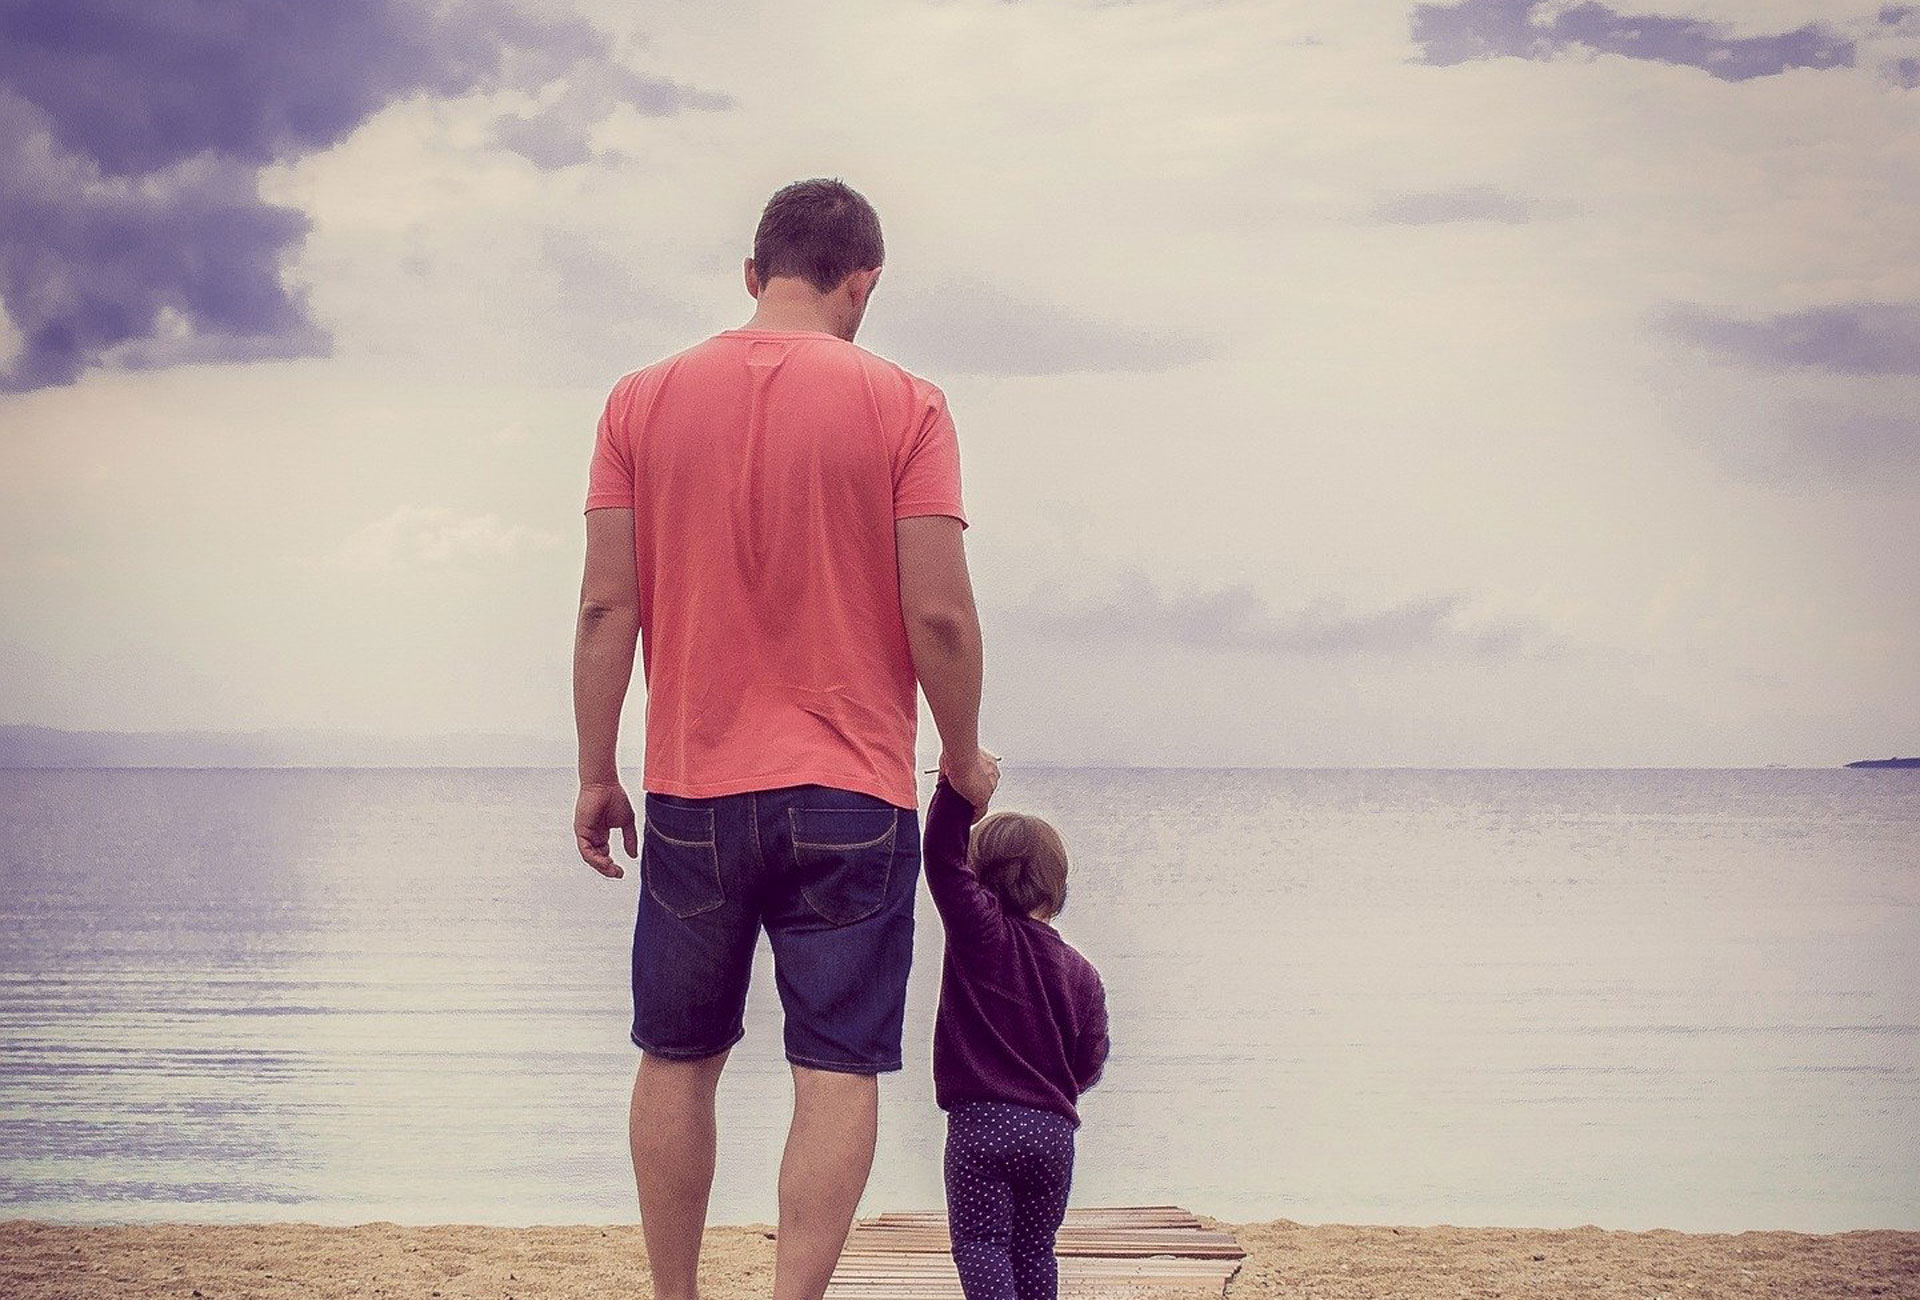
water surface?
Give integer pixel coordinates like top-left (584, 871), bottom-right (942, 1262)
top-left (2, 767), bottom-right (1915, 1230)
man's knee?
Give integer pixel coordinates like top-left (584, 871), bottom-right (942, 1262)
top-left (631, 1054), bottom-right (726, 1133)
top-left (791, 1063), bottom-right (879, 1108)
top-left (641, 1046), bottom-right (728, 1075)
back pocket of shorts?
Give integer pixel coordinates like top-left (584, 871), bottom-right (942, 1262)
top-left (788, 806), bottom-right (899, 926)
top-left (643, 797), bottom-right (724, 920)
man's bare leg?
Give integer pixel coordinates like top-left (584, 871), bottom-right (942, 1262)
top-left (631, 1050), bottom-right (730, 1300)
top-left (772, 1066), bottom-right (879, 1300)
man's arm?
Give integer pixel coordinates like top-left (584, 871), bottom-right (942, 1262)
top-left (896, 514), bottom-right (998, 813)
top-left (573, 506), bottom-right (640, 878)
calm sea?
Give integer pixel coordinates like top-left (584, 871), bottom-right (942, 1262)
top-left (1, 767), bottom-right (1915, 1231)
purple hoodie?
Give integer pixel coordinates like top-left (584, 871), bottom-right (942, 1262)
top-left (924, 778), bottom-right (1109, 1125)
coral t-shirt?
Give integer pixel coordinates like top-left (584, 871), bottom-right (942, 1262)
top-left (584, 329), bottom-right (966, 810)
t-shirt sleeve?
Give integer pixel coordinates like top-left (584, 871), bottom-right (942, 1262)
top-left (893, 388), bottom-right (967, 526)
top-left (584, 376), bottom-right (636, 512)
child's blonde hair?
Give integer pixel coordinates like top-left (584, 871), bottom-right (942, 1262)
top-left (968, 811), bottom-right (1070, 919)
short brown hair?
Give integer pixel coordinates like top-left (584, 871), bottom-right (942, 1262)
top-left (969, 811), bottom-right (1070, 919)
top-left (752, 178), bottom-right (884, 293)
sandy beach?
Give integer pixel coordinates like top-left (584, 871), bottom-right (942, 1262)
top-left (4, 1217), bottom-right (1915, 1300)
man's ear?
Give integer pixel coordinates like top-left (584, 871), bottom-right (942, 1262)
top-left (847, 266), bottom-right (881, 308)
top-left (744, 258), bottom-right (762, 299)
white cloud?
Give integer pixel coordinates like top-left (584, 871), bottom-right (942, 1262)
top-left (868, 279), bottom-right (1211, 376)
top-left (1370, 185), bottom-right (1548, 224)
top-left (325, 507), bottom-right (564, 573)
top-left (999, 572), bottom-right (1542, 660)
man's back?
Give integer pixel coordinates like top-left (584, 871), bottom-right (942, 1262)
top-left (586, 327), bottom-right (964, 809)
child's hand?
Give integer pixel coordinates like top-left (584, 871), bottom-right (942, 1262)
top-left (941, 747), bottom-right (1001, 819)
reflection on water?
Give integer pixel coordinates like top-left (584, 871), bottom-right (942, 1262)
top-left (2, 768), bottom-right (1916, 1230)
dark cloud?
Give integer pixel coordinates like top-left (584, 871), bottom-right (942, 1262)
top-left (1004, 573), bottom-right (1530, 659)
top-left (1372, 185), bottom-right (1539, 224)
top-left (490, 52), bottom-right (732, 170)
top-left (1410, 1), bottom-right (1854, 81)
top-left (1781, 404), bottom-right (1920, 479)
top-left (1655, 302), bottom-right (1920, 376)
top-left (0, 103), bottom-right (326, 389)
top-left (492, 110), bottom-right (595, 170)
top-left (1885, 55), bottom-right (1920, 87)
top-left (1682, 398), bottom-right (1920, 486)
top-left (0, 0), bottom-right (585, 177)
top-left (1658, 304), bottom-right (1920, 482)
top-left (869, 279), bottom-right (1210, 376)
top-left (0, 0), bottom-right (728, 393)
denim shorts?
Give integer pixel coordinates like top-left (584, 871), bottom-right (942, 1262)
top-left (631, 784), bottom-right (922, 1074)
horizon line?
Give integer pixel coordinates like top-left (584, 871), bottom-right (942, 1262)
top-left (0, 761), bottom-right (1882, 773)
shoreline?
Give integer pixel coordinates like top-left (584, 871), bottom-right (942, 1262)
top-left (6, 1218), bottom-right (1916, 1300)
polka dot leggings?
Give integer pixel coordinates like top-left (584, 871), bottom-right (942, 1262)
top-left (944, 1100), bottom-right (1076, 1300)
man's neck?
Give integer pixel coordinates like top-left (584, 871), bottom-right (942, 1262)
top-left (744, 279), bottom-right (851, 339)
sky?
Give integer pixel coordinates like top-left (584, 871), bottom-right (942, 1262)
top-left (1, 0), bottom-right (1916, 767)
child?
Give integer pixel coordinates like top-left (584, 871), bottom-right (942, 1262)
top-left (924, 775), bottom-right (1110, 1300)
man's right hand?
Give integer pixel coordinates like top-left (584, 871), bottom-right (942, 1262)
top-left (575, 781), bottom-right (638, 879)
top-left (940, 748), bottom-right (1000, 820)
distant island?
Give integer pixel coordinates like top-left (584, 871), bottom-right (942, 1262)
top-left (1845, 756), bottom-right (1920, 769)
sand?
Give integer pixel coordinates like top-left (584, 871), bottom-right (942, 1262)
top-left (3, 1217), bottom-right (1916, 1300)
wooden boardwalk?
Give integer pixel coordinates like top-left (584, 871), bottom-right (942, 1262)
top-left (824, 1206), bottom-right (1245, 1299)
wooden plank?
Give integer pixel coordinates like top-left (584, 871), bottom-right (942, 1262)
top-left (854, 1212), bottom-right (1230, 1234)
top-left (828, 1276), bottom-right (1236, 1284)
top-left (833, 1251), bottom-right (1236, 1259)
top-left (825, 1279), bottom-right (1239, 1292)
top-left (849, 1227), bottom-right (1238, 1239)
top-left (839, 1245), bottom-right (1240, 1252)
top-left (844, 1259), bottom-right (1235, 1270)
top-left (840, 1238), bottom-right (1244, 1255)
top-left (831, 1263), bottom-right (1234, 1276)
top-left (824, 1205), bottom-right (1244, 1299)
top-left (870, 1209), bottom-right (1197, 1225)
top-left (828, 1278), bottom-right (1237, 1289)
top-left (841, 1223), bottom-right (1243, 1259)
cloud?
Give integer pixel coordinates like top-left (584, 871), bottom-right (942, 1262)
top-left (1885, 55), bottom-right (1920, 87)
top-left (324, 507), bottom-right (562, 572)
top-left (491, 57), bottom-right (731, 170)
top-left (1779, 403), bottom-right (1920, 478)
top-left (491, 109), bottom-right (596, 170)
top-left (1679, 397), bottom-right (1920, 486)
top-left (0, 117), bottom-right (327, 389)
top-left (530, 229), bottom-right (702, 379)
top-left (539, 230), bottom-right (700, 327)
top-left (0, 0), bottom-right (728, 393)
top-left (1003, 573), bottom-right (1532, 659)
top-left (1655, 302), bottom-right (1920, 375)
top-left (870, 279), bottom-right (1210, 376)
top-left (1409, 1), bottom-right (1855, 81)
top-left (1371, 185), bottom-right (1541, 224)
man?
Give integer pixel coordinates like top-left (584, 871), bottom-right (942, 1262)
top-left (572, 177), bottom-right (1001, 1300)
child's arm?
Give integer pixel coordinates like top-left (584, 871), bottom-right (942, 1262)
top-left (1073, 969), bottom-right (1110, 1093)
top-left (923, 776), bottom-right (1007, 950)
